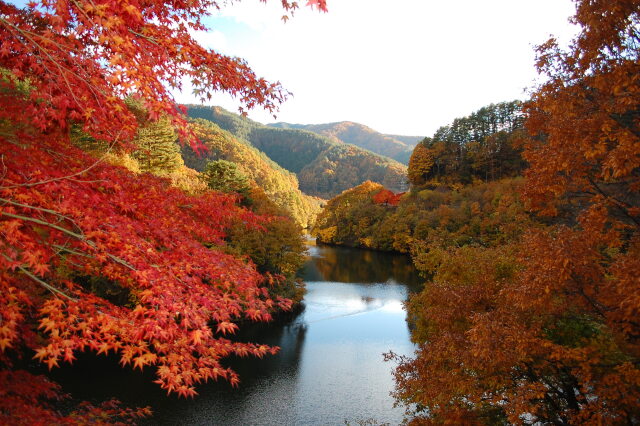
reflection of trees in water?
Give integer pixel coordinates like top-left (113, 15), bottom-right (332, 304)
top-left (225, 312), bottom-right (308, 379)
top-left (300, 245), bottom-right (422, 287)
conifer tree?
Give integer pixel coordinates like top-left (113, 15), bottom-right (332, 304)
top-left (132, 117), bottom-right (184, 174)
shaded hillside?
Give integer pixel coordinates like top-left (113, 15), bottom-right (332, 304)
top-left (270, 121), bottom-right (418, 164)
top-left (187, 105), bottom-right (336, 173)
top-left (384, 134), bottom-right (423, 147)
top-left (186, 105), bottom-right (407, 198)
top-left (181, 118), bottom-right (320, 228)
top-left (299, 144), bottom-right (408, 199)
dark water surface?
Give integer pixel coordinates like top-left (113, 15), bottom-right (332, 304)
top-left (53, 244), bottom-right (421, 425)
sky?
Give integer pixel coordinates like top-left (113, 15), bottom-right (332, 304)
top-left (176, 0), bottom-right (579, 137)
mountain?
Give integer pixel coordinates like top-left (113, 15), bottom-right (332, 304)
top-left (384, 134), bottom-right (423, 147)
top-left (269, 121), bottom-right (422, 164)
top-left (185, 106), bottom-right (408, 198)
top-left (181, 118), bottom-right (321, 228)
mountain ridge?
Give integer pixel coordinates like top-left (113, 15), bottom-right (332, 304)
top-left (185, 105), bottom-right (408, 198)
top-left (269, 121), bottom-right (423, 164)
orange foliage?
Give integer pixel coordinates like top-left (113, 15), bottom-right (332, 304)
top-left (407, 143), bottom-right (434, 186)
top-left (392, 0), bottom-right (640, 423)
top-left (372, 189), bottom-right (404, 206)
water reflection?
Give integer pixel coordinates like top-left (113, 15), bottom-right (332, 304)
top-left (53, 244), bottom-right (420, 425)
top-left (300, 244), bottom-right (422, 288)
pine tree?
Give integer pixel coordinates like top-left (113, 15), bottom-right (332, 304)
top-left (132, 117), bottom-right (183, 174)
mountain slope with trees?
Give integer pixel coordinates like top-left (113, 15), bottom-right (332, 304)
top-left (186, 105), bottom-right (408, 198)
top-left (270, 121), bottom-right (420, 164)
top-left (313, 100), bottom-right (527, 251)
top-left (408, 100), bottom-right (526, 186)
top-left (390, 2), bottom-right (640, 418)
top-left (181, 118), bottom-right (320, 228)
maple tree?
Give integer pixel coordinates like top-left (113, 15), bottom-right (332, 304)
top-left (0, 0), bottom-right (326, 423)
top-left (372, 188), bottom-right (403, 206)
top-left (390, 0), bottom-right (640, 423)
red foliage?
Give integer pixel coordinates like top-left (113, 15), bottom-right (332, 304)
top-left (372, 189), bottom-right (404, 206)
top-left (0, 124), bottom-right (285, 403)
top-left (0, 0), bottom-right (325, 422)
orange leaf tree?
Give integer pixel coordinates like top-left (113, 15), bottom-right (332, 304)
top-left (0, 0), bottom-right (326, 422)
top-left (391, 0), bottom-right (640, 423)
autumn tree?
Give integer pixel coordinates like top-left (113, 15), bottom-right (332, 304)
top-left (408, 101), bottom-right (525, 186)
top-left (0, 0), bottom-right (326, 423)
top-left (407, 143), bottom-right (433, 186)
top-left (391, 0), bottom-right (640, 423)
top-left (201, 159), bottom-right (252, 199)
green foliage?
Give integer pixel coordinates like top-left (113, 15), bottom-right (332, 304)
top-left (187, 105), bottom-right (408, 198)
top-left (188, 105), bottom-right (339, 173)
top-left (71, 99), bottom-right (184, 176)
top-left (270, 121), bottom-right (418, 164)
top-left (131, 117), bottom-right (183, 174)
top-left (407, 100), bottom-right (526, 186)
top-left (183, 118), bottom-right (320, 228)
top-left (201, 160), bottom-right (251, 198)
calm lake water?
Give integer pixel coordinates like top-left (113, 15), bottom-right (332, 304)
top-left (52, 244), bottom-right (421, 425)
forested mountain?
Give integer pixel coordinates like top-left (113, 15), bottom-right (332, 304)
top-left (181, 119), bottom-right (320, 228)
top-left (298, 143), bottom-right (408, 199)
top-left (186, 105), bottom-right (408, 198)
top-left (270, 121), bottom-right (420, 164)
top-left (408, 100), bottom-right (526, 185)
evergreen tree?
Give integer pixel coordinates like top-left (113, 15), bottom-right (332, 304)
top-left (201, 159), bottom-right (251, 198)
top-left (132, 117), bottom-right (183, 174)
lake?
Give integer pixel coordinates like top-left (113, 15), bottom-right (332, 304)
top-left (53, 243), bottom-right (421, 425)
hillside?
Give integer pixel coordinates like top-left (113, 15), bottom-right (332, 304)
top-left (182, 118), bottom-right (321, 228)
top-left (186, 105), bottom-right (408, 198)
top-left (313, 100), bottom-right (528, 251)
top-left (270, 121), bottom-right (420, 164)
top-left (408, 100), bottom-right (526, 186)
top-left (298, 144), bottom-right (407, 199)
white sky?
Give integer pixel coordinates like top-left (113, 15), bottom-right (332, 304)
top-left (174, 0), bottom-right (578, 137)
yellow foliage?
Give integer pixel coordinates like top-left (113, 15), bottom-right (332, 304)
top-left (359, 237), bottom-right (373, 248)
top-left (168, 166), bottom-right (208, 195)
top-left (102, 152), bottom-right (141, 173)
top-left (316, 226), bottom-right (337, 242)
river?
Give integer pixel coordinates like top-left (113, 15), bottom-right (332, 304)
top-left (52, 243), bottom-right (421, 425)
